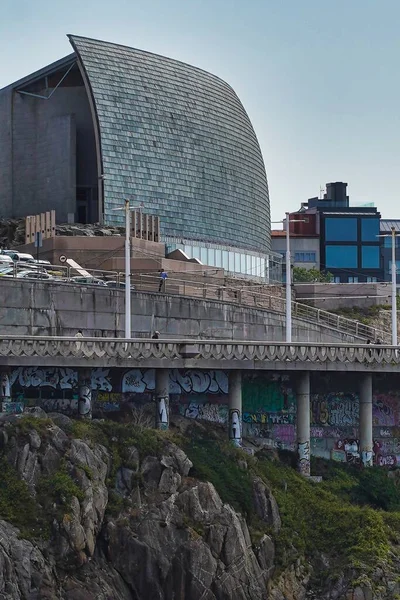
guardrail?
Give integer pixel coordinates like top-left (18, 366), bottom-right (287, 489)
top-left (0, 337), bottom-right (397, 365)
top-left (0, 261), bottom-right (391, 343)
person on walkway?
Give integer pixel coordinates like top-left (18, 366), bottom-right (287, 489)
top-left (75, 330), bottom-right (83, 351)
top-left (158, 269), bottom-right (168, 292)
top-left (152, 330), bottom-right (160, 350)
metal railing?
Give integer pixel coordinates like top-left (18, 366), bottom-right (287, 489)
top-left (0, 262), bottom-right (391, 342)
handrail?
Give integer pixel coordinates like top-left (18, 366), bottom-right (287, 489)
top-left (0, 262), bottom-right (391, 342)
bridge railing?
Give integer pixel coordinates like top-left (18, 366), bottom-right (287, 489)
top-left (1, 262), bottom-right (390, 343)
top-left (0, 336), bottom-right (398, 364)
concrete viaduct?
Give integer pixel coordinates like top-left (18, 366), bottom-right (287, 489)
top-left (0, 336), bottom-right (398, 476)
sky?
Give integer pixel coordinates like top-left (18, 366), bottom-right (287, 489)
top-left (1, 0), bottom-right (399, 224)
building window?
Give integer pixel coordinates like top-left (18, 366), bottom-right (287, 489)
top-left (388, 261), bottom-right (400, 271)
top-left (384, 236), bottom-right (399, 248)
top-left (367, 277), bottom-right (377, 283)
top-left (294, 251), bottom-right (316, 262)
top-left (330, 276), bottom-right (341, 283)
top-left (325, 245), bottom-right (358, 268)
top-left (325, 218), bottom-right (357, 242)
top-left (361, 218), bottom-right (379, 242)
top-left (348, 277), bottom-right (359, 283)
top-left (361, 246), bottom-right (380, 269)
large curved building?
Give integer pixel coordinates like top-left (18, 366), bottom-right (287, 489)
top-left (0, 36), bottom-right (274, 277)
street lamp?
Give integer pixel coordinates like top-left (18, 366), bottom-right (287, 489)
top-left (272, 213), bottom-right (307, 342)
top-left (378, 226), bottom-right (399, 345)
top-left (112, 200), bottom-right (144, 339)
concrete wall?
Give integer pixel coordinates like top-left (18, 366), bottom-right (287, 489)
top-left (0, 79), bottom-right (97, 222)
top-left (0, 279), bottom-right (362, 342)
top-left (0, 88), bottom-right (13, 216)
top-left (294, 282), bottom-right (391, 310)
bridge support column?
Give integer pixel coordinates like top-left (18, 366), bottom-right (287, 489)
top-left (155, 369), bottom-right (169, 430)
top-left (296, 371), bottom-right (310, 477)
top-left (229, 371), bottom-right (242, 447)
top-left (0, 369), bottom-right (11, 412)
top-left (78, 369), bottom-right (92, 420)
top-left (359, 374), bottom-right (373, 467)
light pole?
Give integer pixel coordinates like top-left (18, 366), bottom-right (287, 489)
top-left (272, 213), bottom-right (307, 342)
top-left (378, 227), bottom-right (398, 345)
top-left (112, 200), bottom-right (143, 339)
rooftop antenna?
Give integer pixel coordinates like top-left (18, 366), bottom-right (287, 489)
top-left (319, 185), bottom-right (325, 199)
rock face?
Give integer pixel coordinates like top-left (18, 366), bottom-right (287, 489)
top-left (0, 414), bottom-right (276, 599)
top-left (0, 413), bottom-right (399, 600)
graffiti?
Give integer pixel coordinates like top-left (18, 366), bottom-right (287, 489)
top-left (274, 424), bottom-right (296, 446)
top-left (373, 394), bottom-right (400, 427)
top-left (310, 426), bottom-right (324, 438)
top-left (331, 449), bottom-right (346, 462)
top-left (0, 373), bottom-right (11, 399)
top-left (122, 369), bottom-right (228, 395)
top-left (2, 402), bottom-right (24, 414)
top-left (336, 439), bottom-right (360, 464)
top-left (229, 409), bottom-right (241, 446)
top-left (9, 367), bottom-right (111, 392)
top-left (312, 394), bottom-right (359, 426)
top-left (312, 399), bottom-right (329, 425)
top-left (96, 392), bottom-right (121, 412)
top-left (180, 402), bottom-right (228, 424)
top-left (156, 396), bottom-right (169, 430)
top-left (298, 440), bottom-right (310, 476)
top-left (78, 383), bottom-right (92, 419)
top-left (379, 428), bottom-right (392, 438)
top-left (376, 454), bottom-right (397, 467)
top-left (243, 412), bottom-right (295, 425)
top-left (91, 368), bottom-right (112, 392)
top-left (40, 398), bottom-right (78, 414)
top-left (361, 450), bottom-right (373, 467)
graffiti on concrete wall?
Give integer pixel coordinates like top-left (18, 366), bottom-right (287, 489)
top-left (122, 369), bottom-right (228, 395)
top-left (178, 401), bottom-right (228, 424)
top-left (373, 394), bottom-right (400, 426)
top-left (312, 393), bottom-right (359, 426)
top-left (10, 367), bottom-right (112, 391)
top-left (298, 440), bottom-right (310, 476)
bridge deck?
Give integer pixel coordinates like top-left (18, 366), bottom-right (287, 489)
top-left (0, 337), bottom-right (398, 372)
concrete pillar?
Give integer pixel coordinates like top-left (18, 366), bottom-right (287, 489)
top-left (359, 374), bottom-right (373, 467)
top-left (296, 371), bottom-right (310, 477)
top-left (78, 369), bottom-right (92, 420)
top-left (229, 371), bottom-right (242, 447)
top-left (0, 369), bottom-right (11, 412)
top-left (155, 369), bottom-right (169, 430)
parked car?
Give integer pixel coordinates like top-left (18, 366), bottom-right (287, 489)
top-left (106, 280), bottom-right (129, 289)
top-left (16, 270), bottom-right (54, 280)
top-left (70, 276), bottom-right (107, 286)
top-left (0, 255), bottom-right (13, 267)
top-left (1, 250), bottom-right (35, 263)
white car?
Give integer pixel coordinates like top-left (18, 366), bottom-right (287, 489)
top-left (70, 276), bottom-right (107, 286)
top-left (16, 270), bottom-right (53, 280)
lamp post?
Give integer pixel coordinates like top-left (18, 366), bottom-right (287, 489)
top-left (378, 227), bottom-right (398, 345)
top-left (273, 213), bottom-right (307, 342)
top-left (112, 200), bottom-right (143, 339)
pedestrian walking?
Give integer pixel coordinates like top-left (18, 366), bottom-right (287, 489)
top-left (158, 269), bottom-right (168, 292)
top-left (152, 330), bottom-right (160, 350)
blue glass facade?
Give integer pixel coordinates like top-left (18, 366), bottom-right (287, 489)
top-left (325, 218), bottom-right (357, 242)
top-left (361, 218), bottom-right (379, 242)
top-left (361, 246), bottom-right (380, 269)
top-left (325, 245), bottom-right (358, 268)
top-left (68, 35), bottom-right (272, 257)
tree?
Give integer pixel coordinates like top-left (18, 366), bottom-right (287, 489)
top-left (292, 267), bottom-right (332, 283)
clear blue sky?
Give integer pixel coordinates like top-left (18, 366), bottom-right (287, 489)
top-left (1, 0), bottom-right (399, 223)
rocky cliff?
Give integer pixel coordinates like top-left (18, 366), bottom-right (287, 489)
top-left (0, 411), bottom-right (399, 599)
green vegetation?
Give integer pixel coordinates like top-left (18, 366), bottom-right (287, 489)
top-left (292, 267), bottom-right (332, 283)
top-left (184, 433), bottom-right (400, 574)
top-left (331, 304), bottom-right (384, 325)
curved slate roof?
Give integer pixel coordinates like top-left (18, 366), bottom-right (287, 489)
top-left (69, 35), bottom-right (271, 253)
